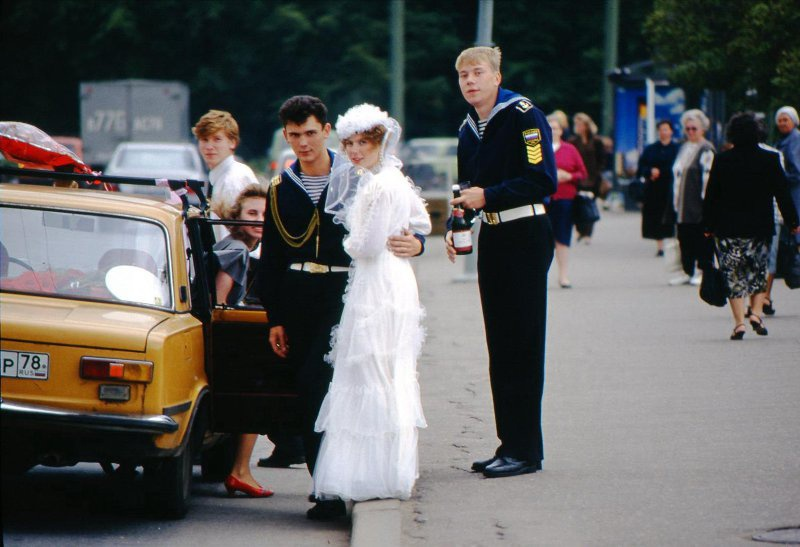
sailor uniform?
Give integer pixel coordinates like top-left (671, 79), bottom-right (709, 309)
top-left (258, 151), bottom-right (350, 474)
top-left (457, 87), bottom-right (556, 466)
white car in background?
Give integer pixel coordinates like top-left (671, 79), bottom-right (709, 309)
top-left (105, 142), bottom-right (207, 199)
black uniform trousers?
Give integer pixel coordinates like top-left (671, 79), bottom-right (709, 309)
top-left (280, 269), bottom-right (349, 475)
top-left (477, 215), bottom-right (554, 464)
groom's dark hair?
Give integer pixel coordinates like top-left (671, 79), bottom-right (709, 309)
top-left (279, 95), bottom-right (328, 127)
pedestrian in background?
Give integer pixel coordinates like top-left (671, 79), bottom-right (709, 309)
top-left (775, 106), bottom-right (800, 220)
top-left (447, 46), bottom-right (555, 478)
top-left (547, 114), bottom-right (587, 288)
top-left (763, 105), bottom-right (800, 312)
top-left (569, 112), bottom-right (605, 244)
top-left (702, 112), bottom-right (799, 340)
top-left (550, 109), bottom-right (573, 141)
top-left (637, 120), bottom-right (679, 257)
top-left (670, 109), bottom-right (715, 286)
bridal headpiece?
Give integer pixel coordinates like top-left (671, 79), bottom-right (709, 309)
top-left (325, 104), bottom-right (403, 226)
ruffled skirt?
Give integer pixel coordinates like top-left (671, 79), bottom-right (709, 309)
top-left (313, 255), bottom-right (426, 501)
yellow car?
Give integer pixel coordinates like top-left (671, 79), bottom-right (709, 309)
top-left (0, 175), bottom-right (298, 518)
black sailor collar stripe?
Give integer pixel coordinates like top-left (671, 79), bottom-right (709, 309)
top-left (282, 149), bottom-right (337, 201)
top-left (464, 92), bottom-right (531, 140)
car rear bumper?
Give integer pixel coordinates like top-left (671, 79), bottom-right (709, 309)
top-left (1, 398), bottom-right (178, 434)
top-left (1, 398), bottom-right (183, 465)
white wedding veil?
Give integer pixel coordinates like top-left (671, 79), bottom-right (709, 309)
top-left (325, 103), bottom-right (403, 226)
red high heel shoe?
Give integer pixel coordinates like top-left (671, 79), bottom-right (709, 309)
top-left (224, 475), bottom-right (274, 498)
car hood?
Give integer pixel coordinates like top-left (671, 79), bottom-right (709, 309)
top-left (0, 295), bottom-right (170, 352)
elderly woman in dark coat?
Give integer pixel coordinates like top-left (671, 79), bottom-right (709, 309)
top-left (638, 120), bottom-right (679, 256)
top-left (702, 113), bottom-right (800, 340)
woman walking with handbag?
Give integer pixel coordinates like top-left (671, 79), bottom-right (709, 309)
top-left (702, 113), bottom-right (799, 340)
top-left (546, 114), bottom-right (587, 288)
top-left (569, 112), bottom-right (605, 244)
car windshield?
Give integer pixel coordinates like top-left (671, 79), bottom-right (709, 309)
top-left (117, 148), bottom-right (195, 170)
top-left (1, 206), bottom-right (172, 308)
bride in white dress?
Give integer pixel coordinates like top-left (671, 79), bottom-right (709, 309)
top-left (313, 104), bottom-right (431, 501)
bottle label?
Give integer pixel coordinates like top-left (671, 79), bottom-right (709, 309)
top-left (453, 230), bottom-right (472, 250)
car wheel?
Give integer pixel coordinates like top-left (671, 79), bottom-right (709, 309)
top-left (144, 441), bottom-right (193, 520)
top-left (200, 434), bottom-right (236, 483)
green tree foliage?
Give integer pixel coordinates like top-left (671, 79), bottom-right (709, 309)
top-left (645, 0), bottom-right (800, 114)
top-left (1, 0), bottom-right (651, 160)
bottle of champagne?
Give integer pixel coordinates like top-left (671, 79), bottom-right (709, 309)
top-left (451, 184), bottom-right (473, 255)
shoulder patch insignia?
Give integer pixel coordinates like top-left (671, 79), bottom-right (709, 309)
top-left (271, 175), bottom-right (282, 187)
top-left (522, 128), bottom-right (541, 146)
top-left (516, 100), bottom-right (533, 113)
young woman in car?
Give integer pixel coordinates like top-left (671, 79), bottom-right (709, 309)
top-left (212, 184), bottom-right (274, 497)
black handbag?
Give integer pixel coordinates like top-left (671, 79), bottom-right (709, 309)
top-left (573, 192), bottom-right (600, 224)
top-left (775, 226), bottom-right (800, 289)
top-left (700, 242), bottom-right (729, 306)
top-left (699, 266), bottom-right (728, 306)
top-left (784, 244), bottom-right (800, 289)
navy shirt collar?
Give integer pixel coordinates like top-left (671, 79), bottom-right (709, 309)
top-left (467, 87), bottom-right (523, 125)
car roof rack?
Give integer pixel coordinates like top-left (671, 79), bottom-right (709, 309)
top-left (0, 166), bottom-right (209, 217)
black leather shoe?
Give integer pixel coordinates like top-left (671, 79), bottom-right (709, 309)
top-left (471, 456), bottom-right (500, 472)
top-left (482, 457), bottom-right (541, 478)
top-left (257, 453), bottom-right (306, 468)
top-left (306, 499), bottom-right (347, 521)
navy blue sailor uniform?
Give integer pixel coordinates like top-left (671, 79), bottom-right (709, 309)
top-left (257, 151), bottom-right (351, 475)
top-left (457, 87), bottom-right (557, 466)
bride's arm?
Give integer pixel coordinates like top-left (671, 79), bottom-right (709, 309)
top-left (343, 183), bottom-right (395, 259)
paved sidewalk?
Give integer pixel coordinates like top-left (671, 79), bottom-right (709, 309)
top-left (386, 210), bottom-right (800, 546)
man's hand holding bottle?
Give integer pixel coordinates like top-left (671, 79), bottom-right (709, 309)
top-left (446, 183), bottom-right (482, 262)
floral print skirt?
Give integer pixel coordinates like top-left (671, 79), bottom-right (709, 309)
top-left (715, 237), bottom-right (770, 298)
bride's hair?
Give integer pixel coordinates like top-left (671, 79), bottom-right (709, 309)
top-left (340, 125), bottom-right (387, 149)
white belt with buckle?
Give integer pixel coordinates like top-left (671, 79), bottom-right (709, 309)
top-left (289, 262), bottom-right (350, 274)
top-left (481, 203), bottom-right (546, 225)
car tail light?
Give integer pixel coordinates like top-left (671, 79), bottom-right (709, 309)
top-left (80, 357), bottom-right (153, 383)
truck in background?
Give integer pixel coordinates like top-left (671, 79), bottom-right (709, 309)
top-left (80, 79), bottom-right (190, 169)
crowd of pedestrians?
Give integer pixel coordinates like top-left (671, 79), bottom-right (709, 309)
top-left (630, 106), bottom-right (800, 339)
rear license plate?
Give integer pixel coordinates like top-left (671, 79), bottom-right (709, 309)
top-left (1, 351), bottom-right (50, 380)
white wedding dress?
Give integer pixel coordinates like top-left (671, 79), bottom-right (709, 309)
top-left (313, 165), bottom-right (431, 501)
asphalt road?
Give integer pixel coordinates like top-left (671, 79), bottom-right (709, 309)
top-left (1, 439), bottom-right (349, 546)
